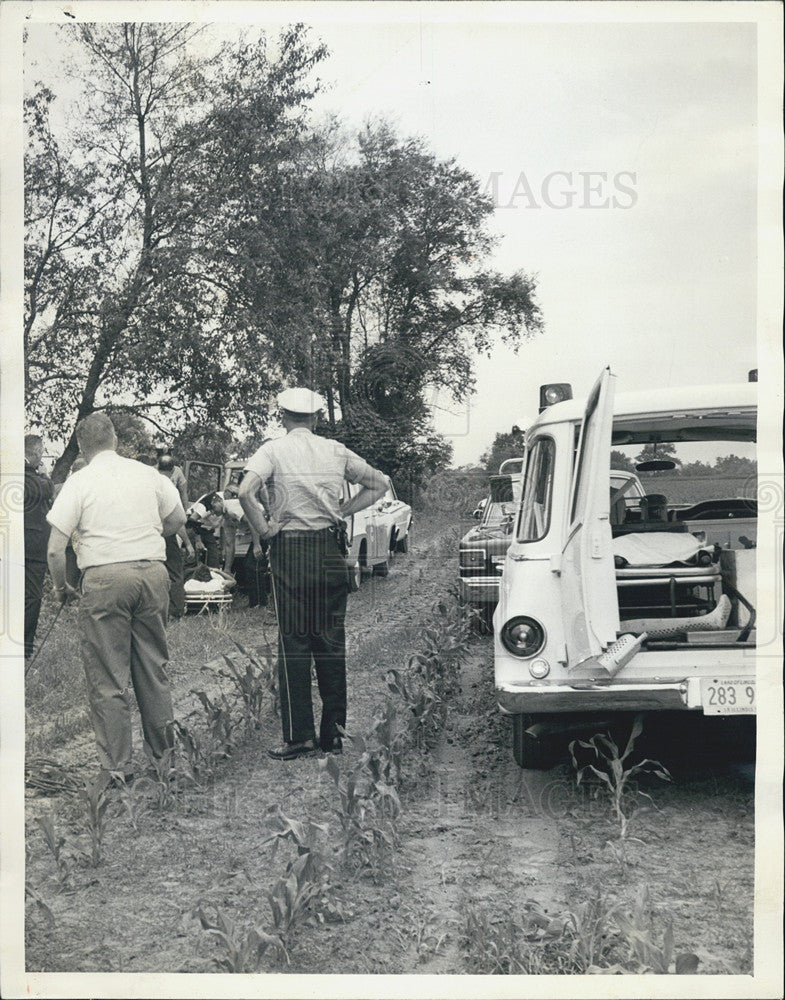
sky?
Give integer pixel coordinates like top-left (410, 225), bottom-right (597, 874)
top-left (16, 3), bottom-right (774, 468)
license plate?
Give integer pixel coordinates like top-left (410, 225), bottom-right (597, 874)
top-left (701, 678), bottom-right (756, 715)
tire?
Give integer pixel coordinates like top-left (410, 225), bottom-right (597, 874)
top-left (395, 528), bottom-right (410, 554)
top-left (359, 543), bottom-right (372, 578)
top-left (373, 560), bottom-right (389, 577)
top-left (512, 713), bottom-right (558, 770)
top-left (350, 561), bottom-right (362, 592)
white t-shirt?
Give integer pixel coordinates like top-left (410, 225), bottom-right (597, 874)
top-left (47, 450), bottom-right (181, 569)
top-left (244, 428), bottom-right (381, 531)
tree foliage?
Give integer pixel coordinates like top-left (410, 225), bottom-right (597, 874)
top-left (25, 23), bottom-right (326, 481)
top-left (26, 25), bottom-right (543, 493)
top-left (480, 429), bottom-right (527, 475)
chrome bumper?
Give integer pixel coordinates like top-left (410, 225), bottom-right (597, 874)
top-left (497, 681), bottom-right (698, 714)
top-left (459, 576), bottom-right (500, 605)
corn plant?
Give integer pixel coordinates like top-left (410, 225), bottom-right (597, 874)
top-left (34, 811), bottom-right (71, 886)
top-left (319, 739), bottom-right (400, 878)
top-left (216, 651), bottom-right (266, 733)
top-left (385, 667), bottom-right (446, 750)
top-left (613, 887), bottom-right (700, 974)
top-left (133, 745), bottom-right (179, 810)
top-left (77, 775), bottom-right (112, 866)
top-left (569, 715), bottom-right (672, 850)
top-left (191, 688), bottom-right (237, 758)
top-left (173, 719), bottom-right (220, 785)
top-left (25, 881), bottom-right (55, 931)
top-left (228, 637), bottom-right (280, 719)
top-left (196, 905), bottom-right (285, 972)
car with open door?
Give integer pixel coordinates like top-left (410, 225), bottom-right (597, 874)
top-left (494, 368), bottom-right (757, 768)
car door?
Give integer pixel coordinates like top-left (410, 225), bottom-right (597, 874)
top-left (380, 478), bottom-right (411, 540)
top-left (560, 367), bottom-right (619, 667)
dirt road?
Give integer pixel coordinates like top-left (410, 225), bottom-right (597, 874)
top-left (24, 510), bottom-right (755, 976)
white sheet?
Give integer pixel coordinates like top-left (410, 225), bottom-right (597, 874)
top-left (613, 531), bottom-right (704, 567)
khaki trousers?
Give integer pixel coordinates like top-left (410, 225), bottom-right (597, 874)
top-left (79, 560), bottom-right (173, 773)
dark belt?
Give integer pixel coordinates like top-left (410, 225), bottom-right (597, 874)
top-left (278, 527), bottom-right (334, 538)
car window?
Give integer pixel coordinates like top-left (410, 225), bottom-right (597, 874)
top-left (517, 437), bottom-right (556, 542)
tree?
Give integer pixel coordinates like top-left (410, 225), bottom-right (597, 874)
top-left (229, 120), bottom-right (542, 496)
top-left (610, 450), bottom-right (636, 473)
top-left (481, 429), bottom-right (527, 474)
top-left (108, 412), bottom-right (156, 460)
top-left (25, 24), bottom-right (326, 481)
top-left (634, 442), bottom-right (681, 468)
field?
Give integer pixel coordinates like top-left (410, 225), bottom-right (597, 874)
top-left (23, 509), bottom-right (755, 979)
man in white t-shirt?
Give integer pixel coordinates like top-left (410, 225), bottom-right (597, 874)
top-left (47, 413), bottom-right (186, 782)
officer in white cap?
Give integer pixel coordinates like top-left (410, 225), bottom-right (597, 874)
top-left (239, 387), bottom-right (388, 760)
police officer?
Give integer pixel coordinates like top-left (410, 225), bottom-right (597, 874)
top-left (239, 388), bottom-right (387, 761)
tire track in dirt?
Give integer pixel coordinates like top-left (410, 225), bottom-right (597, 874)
top-left (391, 647), bottom-right (571, 972)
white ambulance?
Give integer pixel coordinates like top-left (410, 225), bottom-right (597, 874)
top-left (494, 369), bottom-right (757, 767)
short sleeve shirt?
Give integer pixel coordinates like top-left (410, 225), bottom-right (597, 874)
top-left (47, 450), bottom-right (181, 569)
top-left (244, 428), bottom-right (382, 531)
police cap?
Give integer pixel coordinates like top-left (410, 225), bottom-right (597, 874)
top-left (277, 387), bottom-right (325, 415)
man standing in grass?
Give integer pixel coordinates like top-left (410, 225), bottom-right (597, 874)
top-left (239, 387), bottom-right (388, 761)
top-left (46, 413), bottom-right (186, 783)
top-left (23, 434), bottom-right (54, 659)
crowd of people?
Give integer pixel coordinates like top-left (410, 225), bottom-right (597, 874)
top-left (25, 387), bottom-right (389, 779)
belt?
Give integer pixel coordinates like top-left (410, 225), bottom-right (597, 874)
top-left (277, 527), bottom-right (335, 538)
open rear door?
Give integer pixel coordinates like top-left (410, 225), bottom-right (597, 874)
top-left (561, 367), bottom-right (619, 668)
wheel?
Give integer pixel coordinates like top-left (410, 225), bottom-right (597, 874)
top-left (512, 713), bottom-right (557, 769)
top-left (395, 528), bottom-right (410, 554)
top-left (373, 560), bottom-right (389, 577)
top-left (350, 561), bottom-right (362, 591)
top-left (359, 543), bottom-right (372, 578)
top-left (388, 532), bottom-right (397, 562)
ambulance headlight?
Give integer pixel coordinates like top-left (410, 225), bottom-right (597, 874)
top-left (500, 616), bottom-right (546, 658)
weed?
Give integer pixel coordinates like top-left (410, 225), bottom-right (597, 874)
top-left (569, 715), bottom-right (672, 856)
top-left (195, 906), bottom-right (285, 972)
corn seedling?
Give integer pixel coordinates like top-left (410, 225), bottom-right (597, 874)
top-left (34, 811), bottom-right (71, 886)
top-left (216, 651), bottom-right (266, 733)
top-left (228, 637), bottom-right (280, 719)
top-left (25, 881), bottom-right (56, 931)
top-left (385, 667), bottom-right (445, 750)
top-left (77, 775), bottom-right (112, 866)
top-left (319, 741), bottom-right (401, 878)
top-left (613, 886), bottom-right (700, 974)
top-left (569, 715), bottom-right (672, 851)
top-left (196, 905), bottom-right (285, 972)
top-left (191, 688), bottom-right (238, 758)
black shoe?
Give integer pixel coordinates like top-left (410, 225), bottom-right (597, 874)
top-left (320, 737), bottom-right (343, 755)
top-left (267, 739), bottom-right (318, 761)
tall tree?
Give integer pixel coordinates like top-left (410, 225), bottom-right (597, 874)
top-left (25, 23), bottom-right (326, 481)
top-left (481, 429), bottom-right (527, 474)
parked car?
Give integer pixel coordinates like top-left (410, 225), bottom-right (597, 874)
top-left (461, 468), bottom-right (645, 632)
top-left (184, 459), bottom-right (412, 588)
top-left (342, 476), bottom-right (413, 587)
top-left (494, 369), bottom-right (757, 768)
top-left (458, 472), bottom-right (523, 630)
